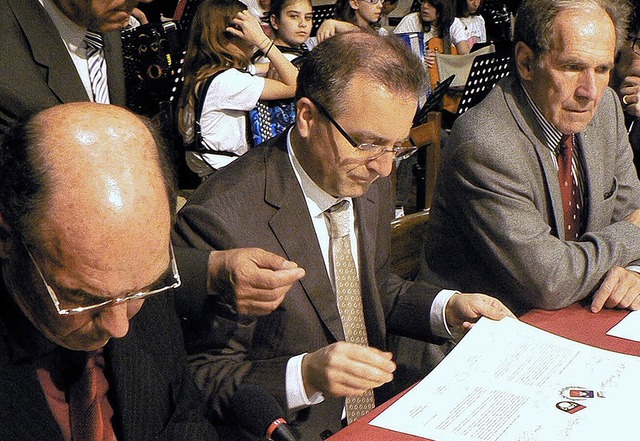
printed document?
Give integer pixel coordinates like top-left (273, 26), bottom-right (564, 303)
top-left (370, 317), bottom-right (640, 440)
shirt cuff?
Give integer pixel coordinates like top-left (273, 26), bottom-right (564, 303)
top-left (430, 289), bottom-right (459, 339)
top-left (626, 265), bottom-right (640, 274)
top-left (286, 353), bottom-right (325, 411)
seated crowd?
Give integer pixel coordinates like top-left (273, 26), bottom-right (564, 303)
top-left (1, 0), bottom-right (640, 440)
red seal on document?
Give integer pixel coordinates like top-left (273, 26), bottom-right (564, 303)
top-left (556, 401), bottom-right (586, 414)
top-left (559, 386), bottom-right (599, 401)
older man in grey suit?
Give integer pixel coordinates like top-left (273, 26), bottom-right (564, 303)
top-left (421, 0), bottom-right (640, 315)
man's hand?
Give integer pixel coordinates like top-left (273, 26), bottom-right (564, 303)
top-left (301, 342), bottom-right (395, 398)
top-left (624, 208), bottom-right (640, 228)
top-left (207, 248), bottom-right (305, 316)
top-left (445, 293), bottom-right (516, 338)
top-left (591, 266), bottom-right (640, 312)
top-left (619, 75), bottom-right (640, 118)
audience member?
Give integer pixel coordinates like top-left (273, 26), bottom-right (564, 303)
top-left (266, 0), bottom-right (317, 62)
top-left (334, 0), bottom-right (389, 35)
top-left (178, 0), bottom-right (298, 179)
top-left (0, 103), bottom-right (218, 440)
top-left (451, 0), bottom-right (487, 54)
top-left (173, 31), bottom-right (514, 439)
top-left (0, 0), bottom-right (128, 135)
top-left (421, 0), bottom-right (640, 315)
top-left (611, 1), bottom-right (640, 174)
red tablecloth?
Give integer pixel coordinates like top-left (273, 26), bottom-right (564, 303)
top-left (328, 303), bottom-right (640, 440)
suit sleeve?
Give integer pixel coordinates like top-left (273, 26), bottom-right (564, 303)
top-left (433, 90), bottom-right (640, 310)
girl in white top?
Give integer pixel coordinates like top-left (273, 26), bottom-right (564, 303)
top-left (334, 0), bottom-right (389, 36)
top-left (450, 0), bottom-right (486, 54)
top-left (266, 0), bottom-right (317, 62)
top-left (178, 0), bottom-right (298, 178)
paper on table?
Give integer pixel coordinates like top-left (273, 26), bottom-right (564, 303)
top-left (606, 309), bottom-right (640, 342)
top-left (370, 317), bottom-right (640, 441)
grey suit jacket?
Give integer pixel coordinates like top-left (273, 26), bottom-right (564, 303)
top-left (173, 133), bottom-right (444, 440)
top-left (421, 75), bottom-right (640, 314)
top-left (0, 0), bottom-right (126, 135)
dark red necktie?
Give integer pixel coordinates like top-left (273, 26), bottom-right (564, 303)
top-left (557, 134), bottom-right (581, 240)
top-left (69, 352), bottom-right (104, 441)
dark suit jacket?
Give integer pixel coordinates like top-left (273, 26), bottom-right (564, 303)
top-left (421, 76), bottom-right (640, 314)
top-left (173, 133), bottom-right (444, 440)
top-left (0, 279), bottom-right (218, 441)
top-left (0, 0), bottom-right (126, 135)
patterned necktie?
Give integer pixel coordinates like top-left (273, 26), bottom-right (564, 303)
top-left (69, 351), bottom-right (104, 441)
top-left (83, 31), bottom-right (110, 104)
top-left (557, 134), bottom-right (581, 240)
top-left (326, 200), bottom-right (376, 423)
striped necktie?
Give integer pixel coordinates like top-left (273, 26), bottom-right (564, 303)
top-left (326, 200), bottom-right (376, 423)
top-left (557, 134), bottom-right (581, 240)
top-left (83, 31), bottom-right (110, 104)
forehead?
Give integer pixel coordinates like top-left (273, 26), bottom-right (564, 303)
top-left (282, 0), bottom-right (312, 13)
top-left (547, 8), bottom-right (615, 60)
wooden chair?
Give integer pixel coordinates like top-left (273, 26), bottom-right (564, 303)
top-left (408, 111), bottom-right (442, 212)
top-left (390, 209), bottom-right (431, 280)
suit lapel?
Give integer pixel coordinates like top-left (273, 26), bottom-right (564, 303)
top-left (265, 139), bottom-right (345, 341)
top-left (9, 0), bottom-right (89, 104)
top-left (507, 80), bottom-right (566, 236)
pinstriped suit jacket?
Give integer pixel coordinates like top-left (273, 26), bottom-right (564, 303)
top-left (0, 0), bottom-right (126, 135)
top-left (0, 285), bottom-right (217, 441)
top-left (421, 75), bottom-right (640, 314)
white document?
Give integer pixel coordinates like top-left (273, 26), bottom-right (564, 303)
top-left (606, 309), bottom-right (640, 342)
top-left (370, 317), bottom-right (640, 441)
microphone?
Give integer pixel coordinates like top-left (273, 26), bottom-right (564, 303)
top-left (229, 383), bottom-right (299, 441)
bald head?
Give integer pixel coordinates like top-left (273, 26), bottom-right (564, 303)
top-left (0, 103), bottom-right (175, 248)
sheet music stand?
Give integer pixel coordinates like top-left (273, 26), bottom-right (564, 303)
top-left (413, 74), bottom-right (454, 126)
top-left (456, 52), bottom-right (512, 116)
top-left (311, 4), bottom-right (335, 37)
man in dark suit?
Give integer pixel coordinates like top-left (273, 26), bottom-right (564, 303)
top-left (0, 102), bottom-right (221, 439)
top-left (421, 0), bottom-right (640, 315)
top-left (0, 0), bottom-right (129, 134)
top-left (173, 31), bottom-right (514, 440)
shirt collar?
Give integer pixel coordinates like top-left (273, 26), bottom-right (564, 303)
top-left (286, 128), bottom-right (351, 217)
top-left (521, 84), bottom-right (564, 152)
top-left (40, 0), bottom-right (87, 55)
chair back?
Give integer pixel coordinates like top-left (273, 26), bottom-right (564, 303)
top-left (390, 210), bottom-right (431, 280)
top-left (409, 111), bottom-right (442, 211)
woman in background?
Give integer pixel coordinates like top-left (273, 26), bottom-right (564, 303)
top-left (334, 0), bottom-right (388, 35)
top-left (451, 0), bottom-right (486, 54)
top-left (178, 0), bottom-right (297, 179)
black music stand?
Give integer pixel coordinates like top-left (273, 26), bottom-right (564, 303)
top-left (311, 4), bottom-right (335, 37)
top-left (456, 51), bottom-right (512, 116)
top-left (413, 74), bottom-right (455, 126)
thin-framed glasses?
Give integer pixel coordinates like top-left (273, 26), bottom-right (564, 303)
top-left (360, 0), bottom-right (384, 4)
top-left (26, 243), bottom-right (181, 316)
top-left (631, 36), bottom-right (640, 57)
top-left (308, 97), bottom-right (418, 160)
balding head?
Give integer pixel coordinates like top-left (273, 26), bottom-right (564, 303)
top-left (0, 103), bottom-right (177, 350)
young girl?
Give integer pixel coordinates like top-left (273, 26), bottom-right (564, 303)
top-left (269, 0), bottom-right (316, 59)
top-left (178, 0), bottom-right (298, 178)
top-left (334, 0), bottom-right (388, 35)
top-left (451, 0), bottom-right (487, 54)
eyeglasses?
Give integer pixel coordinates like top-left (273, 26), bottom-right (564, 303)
top-left (360, 0), bottom-right (384, 5)
top-left (309, 98), bottom-right (418, 160)
top-left (26, 243), bottom-right (181, 316)
top-left (632, 37), bottom-right (640, 57)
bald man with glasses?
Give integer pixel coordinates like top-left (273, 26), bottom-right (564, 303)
top-left (173, 31), bottom-right (513, 440)
top-left (0, 103), bottom-right (220, 441)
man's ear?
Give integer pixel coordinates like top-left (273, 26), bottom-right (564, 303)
top-left (515, 41), bottom-right (536, 81)
top-left (0, 214), bottom-right (15, 258)
top-left (349, 0), bottom-right (359, 10)
top-left (270, 14), bottom-right (279, 31)
top-left (296, 97), bottom-right (316, 139)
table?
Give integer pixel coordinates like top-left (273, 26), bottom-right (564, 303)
top-left (327, 303), bottom-right (640, 440)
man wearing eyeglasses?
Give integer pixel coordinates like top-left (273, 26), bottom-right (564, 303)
top-left (0, 103), bottom-right (220, 440)
top-left (611, 2), bottom-right (640, 175)
top-left (173, 31), bottom-right (513, 439)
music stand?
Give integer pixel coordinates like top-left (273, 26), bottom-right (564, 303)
top-left (311, 4), bottom-right (335, 37)
top-left (413, 74), bottom-right (455, 126)
top-left (456, 51), bottom-right (512, 116)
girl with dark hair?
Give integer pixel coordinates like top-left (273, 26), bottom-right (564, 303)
top-left (334, 0), bottom-right (389, 35)
top-left (451, 0), bottom-right (487, 54)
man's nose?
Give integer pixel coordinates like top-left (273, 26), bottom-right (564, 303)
top-left (95, 303), bottom-right (132, 338)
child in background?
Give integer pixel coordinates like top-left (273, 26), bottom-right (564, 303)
top-left (178, 0), bottom-right (298, 179)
